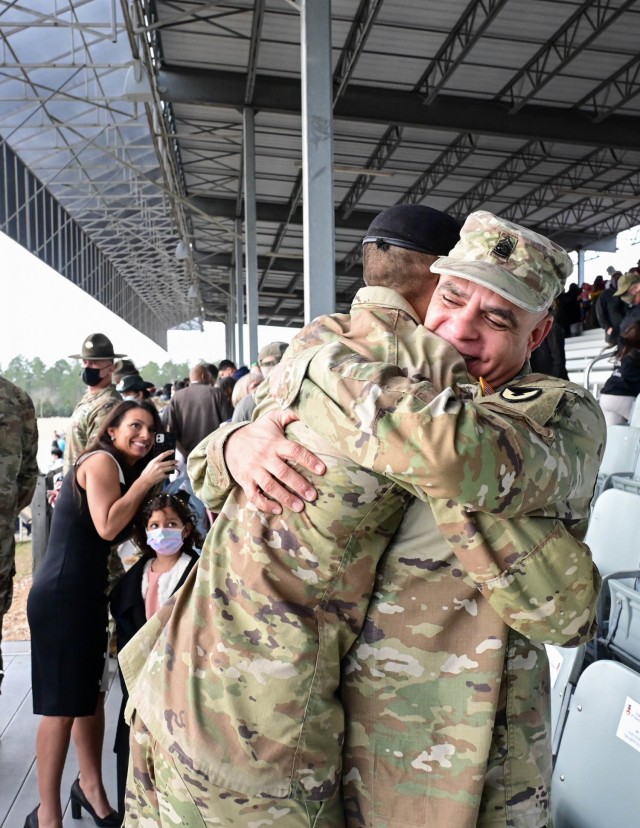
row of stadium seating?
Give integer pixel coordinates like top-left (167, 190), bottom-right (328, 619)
top-left (547, 410), bottom-right (640, 825)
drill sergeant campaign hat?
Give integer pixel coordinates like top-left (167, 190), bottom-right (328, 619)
top-left (431, 211), bottom-right (573, 313)
top-left (68, 333), bottom-right (127, 360)
top-left (362, 204), bottom-right (462, 257)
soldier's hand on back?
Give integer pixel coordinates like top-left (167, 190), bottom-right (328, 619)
top-left (225, 409), bottom-right (326, 514)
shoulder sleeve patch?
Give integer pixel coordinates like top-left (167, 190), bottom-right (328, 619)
top-left (499, 386), bottom-right (543, 403)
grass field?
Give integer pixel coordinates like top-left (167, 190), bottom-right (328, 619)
top-left (5, 540), bottom-right (32, 641)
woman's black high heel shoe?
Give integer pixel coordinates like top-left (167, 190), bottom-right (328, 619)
top-left (24, 805), bottom-right (39, 828)
top-left (70, 779), bottom-right (121, 826)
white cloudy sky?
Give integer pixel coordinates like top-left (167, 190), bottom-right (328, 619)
top-left (0, 232), bottom-right (298, 368)
top-left (1, 225), bottom-right (639, 370)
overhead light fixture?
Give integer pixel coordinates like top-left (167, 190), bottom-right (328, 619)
top-left (294, 161), bottom-right (395, 177)
top-left (122, 59), bottom-right (154, 103)
top-left (175, 241), bottom-right (191, 260)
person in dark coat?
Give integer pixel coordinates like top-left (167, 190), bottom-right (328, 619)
top-left (596, 272), bottom-right (627, 346)
top-left (599, 321), bottom-right (640, 425)
top-left (555, 283), bottom-right (583, 336)
top-left (529, 320), bottom-right (569, 379)
top-left (109, 491), bottom-right (202, 815)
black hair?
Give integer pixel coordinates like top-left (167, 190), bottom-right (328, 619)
top-left (132, 491), bottom-right (204, 554)
top-left (80, 400), bottom-right (162, 486)
top-left (218, 359), bottom-right (236, 372)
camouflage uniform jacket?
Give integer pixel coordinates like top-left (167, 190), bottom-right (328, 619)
top-left (0, 375), bottom-right (38, 523)
top-left (121, 288), bottom-right (603, 823)
top-left (63, 385), bottom-right (121, 474)
top-left (120, 288), bottom-right (470, 802)
top-left (0, 375), bottom-right (38, 659)
top-left (264, 314), bottom-right (604, 827)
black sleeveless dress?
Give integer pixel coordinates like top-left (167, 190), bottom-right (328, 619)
top-left (28, 451), bottom-right (131, 716)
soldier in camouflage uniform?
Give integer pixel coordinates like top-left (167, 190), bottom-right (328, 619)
top-left (121, 211), bottom-right (604, 827)
top-left (0, 375), bottom-right (38, 692)
top-left (63, 333), bottom-right (125, 474)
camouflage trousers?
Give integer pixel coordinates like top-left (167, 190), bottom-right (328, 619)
top-left (125, 713), bottom-right (345, 827)
top-left (0, 523), bottom-right (16, 693)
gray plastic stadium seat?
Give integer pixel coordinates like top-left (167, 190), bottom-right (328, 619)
top-left (605, 575), bottom-right (640, 670)
top-left (585, 489), bottom-right (640, 580)
top-left (592, 425), bottom-right (640, 503)
top-left (551, 661), bottom-right (640, 827)
top-left (545, 644), bottom-right (586, 760)
top-left (611, 448), bottom-right (640, 496)
top-left (629, 395), bottom-right (640, 428)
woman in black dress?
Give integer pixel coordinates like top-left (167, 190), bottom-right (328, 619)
top-left (25, 401), bottom-right (175, 828)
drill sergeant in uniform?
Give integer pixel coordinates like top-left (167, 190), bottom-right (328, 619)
top-left (121, 211), bottom-right (603, 828)
top-left (63, 333), bottom-right (125, 474)
top-left (0, 375), bottom-right (38, 693)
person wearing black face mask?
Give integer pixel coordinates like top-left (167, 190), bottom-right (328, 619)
top-left (63, 333), bottom-right (127, 476)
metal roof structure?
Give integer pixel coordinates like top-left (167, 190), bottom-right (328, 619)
top-left (1, 0), bottom-right (640, 347)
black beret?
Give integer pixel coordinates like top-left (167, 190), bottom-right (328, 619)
top-left (362, 204), bottom-right (462, 257)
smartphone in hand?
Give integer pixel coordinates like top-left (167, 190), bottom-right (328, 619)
top-left (155, 432), bottom-right (177, 461)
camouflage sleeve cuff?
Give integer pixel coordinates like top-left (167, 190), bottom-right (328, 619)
top-left (466, 519), bottom-right (600, 646)
top-left (187, 421), bottom-right (247, 508)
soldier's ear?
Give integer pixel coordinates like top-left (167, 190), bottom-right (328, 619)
top-left (527, 312), bottom-right (553, 357)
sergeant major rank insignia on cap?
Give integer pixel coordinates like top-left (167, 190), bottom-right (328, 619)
top-left (491, 233), bottom-right (518, 262)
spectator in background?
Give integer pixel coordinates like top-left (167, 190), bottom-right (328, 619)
top-left (25, 401), bottom-right (175, 828)
top-left (110, 491), bottom-right (202, 816)
top-left (49, 445), bottom-right (64, 473)
top-left (584, 275), bottom-right (605, 329)
top-left (556, 282), bottom-right (583, 337)
top-left (599, 320), bottom-right (640, 425)
top-left (116, 374), bottom-right (154, 403)
top-left (205, 364), bottom-right (219, 385)
top-left (0, 375), bottom-right (38, 694)
top-left (217, 377), bottom-right (236, 419)
top-left (112, 359), bottom-right (140, 387)
top-left (216, 359), bottom-right (236, 380)
top-left (618, 272), bottom-right (640, 335)
top-left (529, 308), bottom-right (569, 379)
top-left (232, 342), bottom-right (289, 423)
top-left (167, 365), bottom-right (229, 460)
top-left (597, 271), bottom-right (626, 346)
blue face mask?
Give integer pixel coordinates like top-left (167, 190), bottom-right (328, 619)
top-left (146, 527), bottom-right (184, 556)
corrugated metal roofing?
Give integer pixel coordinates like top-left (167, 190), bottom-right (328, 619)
top-left (0, 0), bottom-right (639, 340)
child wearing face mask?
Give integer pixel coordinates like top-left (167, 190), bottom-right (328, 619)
top-left (109, 491), bottom-right (202, 815)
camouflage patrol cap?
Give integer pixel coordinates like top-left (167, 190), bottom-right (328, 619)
top-left (258, 341), bottom-right (288, 365)
top-left (613, 272), bottom-right (640, 298)
top-left (68, 333), bottom-right (126, 360)
top-left (362, 204), bottom-right (462, 256)
top-left (431, 211), bottom-right (573, 312)
top-left (112, 358), bottom-right (139, 383)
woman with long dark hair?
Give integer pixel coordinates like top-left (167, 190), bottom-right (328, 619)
top-left (599, 321), bottom-right (640, 425)
top-left (25, 401), bottom-right (176, 828)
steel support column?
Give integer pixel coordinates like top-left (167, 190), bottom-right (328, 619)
top-left (300, 0), bottom-right (335, 322)
top-left (243, 107), bottom-right (259, 363)
top-left (225, 305), bottom-right (235, 363)
top-left (235, 217), bottom-right (245, 366)
top-left (577, 249), bottom-right (585, 286)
